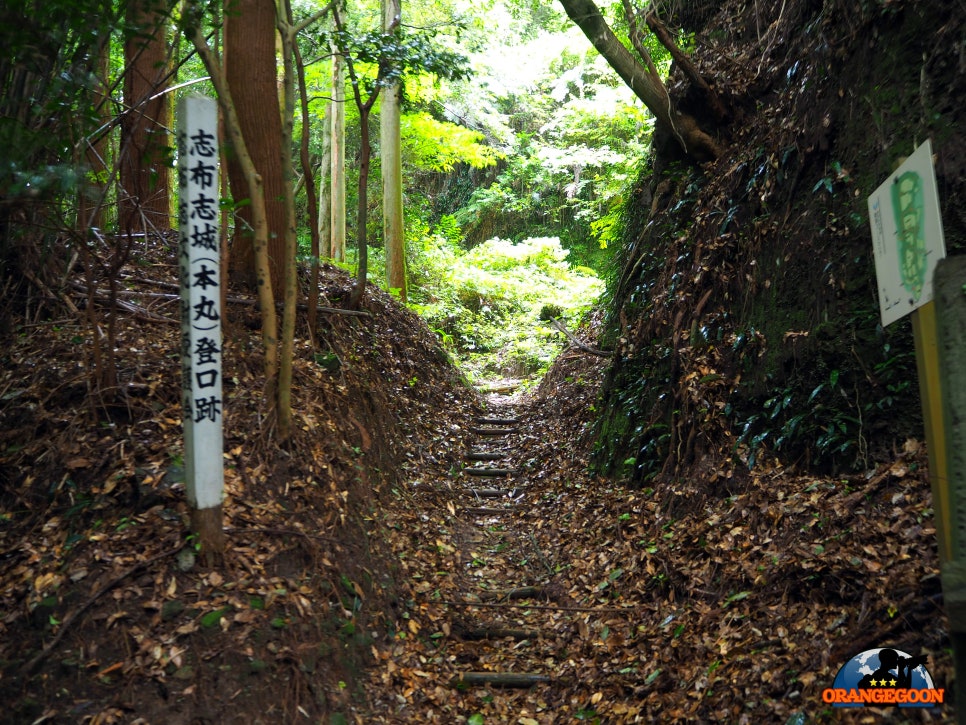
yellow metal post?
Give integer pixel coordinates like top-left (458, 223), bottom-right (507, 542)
top-left (911, 300), bottom-right (951, 562)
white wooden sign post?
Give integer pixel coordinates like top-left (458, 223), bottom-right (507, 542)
top-left (177, 94), bottom-right (224, 558)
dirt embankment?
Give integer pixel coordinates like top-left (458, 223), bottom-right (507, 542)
top-left (0, 258), bottom-right (476, 723)
top-left (594, 0), bottom-right (966, 483)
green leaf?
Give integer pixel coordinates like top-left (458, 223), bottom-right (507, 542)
top-left (468, 714), bottom-right (485, 725)
top-left (201, 608), bottom-right (227, 628)
top-left (723, 591), bottom-right (750, 607)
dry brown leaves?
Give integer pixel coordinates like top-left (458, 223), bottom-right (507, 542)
top-left (0, 249), bottom-right (479, 722)
top-left (359, 346), bottom-right (951, 724)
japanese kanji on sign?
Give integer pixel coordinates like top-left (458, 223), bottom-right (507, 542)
top-left (177, 94), bottom-right (224, 550)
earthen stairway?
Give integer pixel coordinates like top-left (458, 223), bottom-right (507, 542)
top-left (442, 392), bottom-right (559, 691)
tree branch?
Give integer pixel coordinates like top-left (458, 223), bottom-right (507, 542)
top-left (645, 9), bottom-right (727, 122)
top-left (557, 0), bottom-right (721, 160)
top-left (550, 318), bottom-right (612, 357)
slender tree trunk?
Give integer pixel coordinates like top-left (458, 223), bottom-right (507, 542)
top-left (78, 39), bottom-right (111, 232)
top-left (225, 0), bottom-right (288, 300)
top-left (381, 0), bottom-right (406, 301)
top-left (275, 0), bottom-right (299, 441)
top-left (331, 5), bottom-right (377, 311)
top-left (348, 109), bottom-right (371, 310)
top-left (120, 0), bottom-right (171, 232)
top-left (316, 100), bottom-right (332, 314)
top-left (295, 43), bottom-right (322, 344)
top-left (330, 47), bottom-right (346, 262)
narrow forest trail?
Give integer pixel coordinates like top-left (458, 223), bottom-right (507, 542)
top-left (362, 359), bottom-right (661, 723)
top-left (366, 388), bottom-right (574, 721)
top-left (359, 348), bottom-right (950, 724)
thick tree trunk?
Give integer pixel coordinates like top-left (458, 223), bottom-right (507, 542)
top-left (120, 0), bottom-right (171, 232)
top-left (225, 0), bottom-right (287, 299)
top-left (381, 0), bottom-right (406, 301)
top-left (557, 0), bottom-right (721, 161)
top-left (187, 16), bottom-right (279, 408)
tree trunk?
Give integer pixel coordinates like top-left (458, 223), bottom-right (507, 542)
top-left (315, 101), bottom-right (332, 319)
top-left (381, 0), bottom-right (406, 301)
top-left (78, 39), bottom-right (111, 232)
top-left (330, 47), bottom-right (347, 262)
top-left (225, 0), bottom-right (288, 299)
top-left (276, 0), bottom-right (299, 441)
top-left (187, 13), bottom-right (279, 407)
top-left (332, 5), bottom-right (377, 311)
top-left (557, 0), bottom-right (721, 161)
top-left (348, 107), bottom-right (371, 310)
top-left (296, 42), bottom-right (322, 345)
top-left (120, 0), bottom-right (171, 232)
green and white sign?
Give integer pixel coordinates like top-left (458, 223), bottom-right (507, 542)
top-left (868, 139), bottom-right (946, 327)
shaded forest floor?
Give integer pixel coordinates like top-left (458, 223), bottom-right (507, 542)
top-left (0, 249), bottom-right (953, 723)
top-left (3, 0), bottom-right (963, 720)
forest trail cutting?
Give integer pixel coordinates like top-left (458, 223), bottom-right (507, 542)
top-left (0, 257), bottom-right (951, 723)
top-left (357, 345), bottom-right (949, 722)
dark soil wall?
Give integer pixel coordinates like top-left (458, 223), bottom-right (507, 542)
top-left (594, 0), bottom-right (966, 483)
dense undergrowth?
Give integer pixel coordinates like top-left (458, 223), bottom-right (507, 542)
top-left (354, 228), bottom-right (604, 382)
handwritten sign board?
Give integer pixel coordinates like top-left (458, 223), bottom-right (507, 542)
top-left (868, 139), bottom-right (946, 327)
top-left (177, 94), bottom-right (223, 515)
